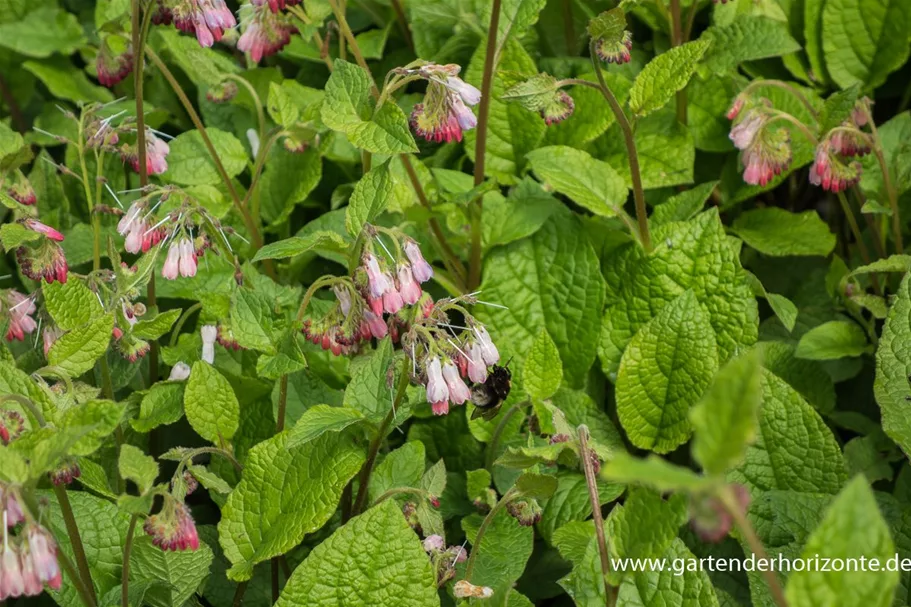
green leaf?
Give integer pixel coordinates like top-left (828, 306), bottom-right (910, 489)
top-left (616, 539), bottom-right (720, 606)
top-left (651, 181), bottom-right (717, 226)
top-left (267, 80), bottom-right (322, 127)
top-left (484, 0), bottom-right (547, 55)
top-left (47, 491), bottom-right (132, 605)
top-left (58, 399), bottom-right (123, 456)
top-left (229, 289), bottom-right (276, 353)
top-left (599, 112), bottom-right (695, 189)
top-left (275, 500), bottom-right (439, 606)
top-left (629, 40), bottom-right (711, 117)
top-left (259, 147), bottom-right (322, 227)
top-left (875, 274), bottom-right (911, 455)
top-left (588, 7), bottom-right (626, 41)
top-left (369, 441), bottom-right (426, 502)
top-left (757, 341), bottom-right (835, 414)
top-left (129, 536), bottom-right (215, 607)
top-left (343, 338), bottom-right (396, 422)
top-left (119, 444), bottom-right (158, 494)
top-left (477, 209), bottom-right (604, 388)
top-left (0, 222), bottom-right (40, 251)
top-left (459, 509), bottom-right (534, 595)
top-left (48, 314), bottom-right (114, 377)
top-left (785, 476), bottom-right (898, 606)
top-left (132, 382), bottom-right (185, 432)
top-left (819, 85), bottom-right (862, 133)
top-left (346, 159), bottom-right (411, 236)
top-left (23, 58), bottom-right (114, 104)
top-left (219, 432), bottom-right (365, 581)
top-left (482, 178), bottom-right (559, 250)
top-left (155, 29), bottom-right (239, 86)
top-left (515, 472), bottom-right (558, 499)
top-left (616, 291), bottom-right (719, 453)
top-left (731, 208), bottom-right (836, 257)
top-left (729, 370), bottom-right (847, 494)
top-left (320, 60), bottom-right (418, 154)
top-left (526, 146), bottom-right (627, 217)
top-left (185, 362), bottom-right (240, 443)
top-left (131, 309), bottom-right (181, 341)
top-left (253, 231), bottom-right (349, 262)
top-left (600, 453), bottom-right (710, 493)
top-left (795, 320), bottom-right (868, 360)
top-left (523, 329), bottom-right (562, 401)
top-left (42, 277), bottom-right (104, 331)
top-left (607, 489), bottom-right (687, 581)
top-left (538, 471), bottom-right (623, 544)
top-left (822, 0), bottom-right (911, 90)
top-left (600, 209), bottom-right (758, 378)
top-left (286, 405), bottom-right (366, 448)
top-left (163, 128), bottom-right (248, 186)
top-left (690, 350), bottom-right (763, 475)
top-left (701, 16), bottom-right (801, 73)
top-left (0, 7), bottom-right (86, 57)
top-left (187, 464), bottom-right (232, 494)
top-left (420, 459), bottom-right (447, 496)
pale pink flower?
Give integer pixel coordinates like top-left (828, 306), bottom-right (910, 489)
top-left (442, 361), bottom-right (470, 405)
top-left (467, 343), bottom-right (488, 383)
top-left (425, 357), bottom-right (449, 412)
top-left (5, 291), bottom-right (37, 342)
top-left (364, 254), bottom-right (392, 298)
top-left (445, 76), bottom-right (481, 106)
top-left (178, 238), bottom-right (197, 278)
top-left (0, 544), bottom-right (24, 599)
top-left (397, 264), bottom-right (422, 305)
top-left (475, 326), bottom-right (499, 366)
top-left (383, 287), bottom-right (404, 315)
top-left (42, 326), bottom-right (64, 357)
top-left (729, 114), bottom-right (762, 150)
top-left (162, 242), bottom-right (180, 280)
top-left (27, 525), bottom-right (60, 589)
top-left (118, 202), bottom-right (143, 236)
top-left (403, 241), bottom-right (433, 283)
top-left (423, 535), bottom-right (445, 552)
top-left (362, 310), bottom-right (387, 339)
top-left (23, 219), bottom-right (64, 242)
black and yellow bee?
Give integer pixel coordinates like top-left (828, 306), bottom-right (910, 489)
top-left (470, 364), bottom-right (512, 421)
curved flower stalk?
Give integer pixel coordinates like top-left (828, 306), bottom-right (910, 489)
top-left (392, 63), bottom-right (481, 143)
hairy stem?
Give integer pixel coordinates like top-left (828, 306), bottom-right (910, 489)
top-left (578, 427), bottom-right (616, 607)
top-left (276, 374), bottom-right (289, 433)
top-left (224, 74), bottom-right (266, 143)
top-left (562, 0), bottom-right (575, 53)
top-left (145, 48), bottom-right (263, 250)
top-left (121, 514), bottom-right (138, 607)
top-left (54, 484), bottom-right (98, 606)
top-left (372, 486), bottom-right (433, 507)
top-left (722, 487), bottom-right (788, 607)
top-left (232, 581), bottom-right (249, 607)
top-left (485, 401), bottom-right (526, 470)
top-left (352, 368), bottom-right (410, 515)
top-left (464, 487), bottom-right (518, 582)
top-left (467, 0), bottom-right (502, 290)
top-left (169, 301), bottom-right (203, 347)
top-left (835, 191), bottom-right (880, 293)
top-left (390, 0), bottom-right (414, 52)
top-left (590, 46), bottom-right (651, 251)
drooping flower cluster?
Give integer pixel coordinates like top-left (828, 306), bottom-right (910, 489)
top-left (302, 232), bottom-right (435, 356)
top-left (422, 534), bottom-right (468, 586)
top-left (162, 238), bottom-right (199, 279)
top-left (728, 105), bottom-right (792, 187)
top-left (118, 200), bottom-right (167, 254)
top-left (143, 499), bottom-right (200, 551)
top-left (49, 459), bottom-right (81, 486)
top-left (506, 498), bottom-right (543, 526)
top-left (168, 0), bottom-right (237, 47)
top-left (96, 36), bottom-right (134, 88)
top-left (0, 514), bottom-right (62, 600)
top-left (0, 411), bottom-right (24, 446)
top-left (15, 220), bottom-right (69, 285)
top-left (4, 171), bottom-right (36, 206)
top-left (595, 29), bottom-right (632, 64)
top-left (237, 4), bottom-right (296, 63)
top-left (2, 291), bottom-right (37, 343)
top-left (501, 73), bottom-right (576, 126)
top-left (808, 99), bottom-right (871, 193)
top-left (401, 63), bottom-right (481, 143)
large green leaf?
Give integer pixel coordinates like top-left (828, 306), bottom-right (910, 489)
top-left (598, 112), bottom-right (695, 189)
top-left (476, 209), bottom-right (604, 388)
top-left (875, 274), bottom-right (911, 454)
top-left (0, 7), bottom-right (85, 57)
top-left (218, 432), bottom-right (364, 580)
top-left (129, 536), bottom-right (214, 607)
top-left (701, 16), bottom-right (801, 73)
top-left (616, 291), bottom-right (719, 453)
top-left (48, 314), bottom-right (114, 377)
top-left (43, 279), bottom-right (104, 331)
top-left (599, 209), bottom-right (758, 378)
top-left (345, 159), bottom-right (411, 237)
top-left (185, 362), bottom-right (240, 443)
top-left (616, 539), bottom-right (720, 605)
top-left (821, 0), bottom-right (911, 89)
top-left (731, 208), bottom-right (836, 257)
top-left (729, 371), bottom-right (847, 495)
top-left (275, 500), bottom-right (438, 607)
top-left (785, 476), bottom-right (898, 606)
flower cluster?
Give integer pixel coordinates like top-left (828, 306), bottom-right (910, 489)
top-left (170, 0), bottom-right (237, 47)
top-left (506, 498), bottom-right (542, 526)
top-left (2, 291), bottom-right (37, 343)
top-left (144, 499), bottom-right (200, 551)
top-left (0, 515), bottom-right (62, 600)
top-left (728, 105), bottom-right (791, 187)
top-left (162, 238), bottom-right (200, 279)
top-left (5, 171), bottom-right (36, 206)
top-left (408, 319), bottom-right (499, 417)
top-left (0, 411), bottom-right (24, 446)
top-left (403, 63), bottom-right (481, 143)
top-left (49, 459), bottom-right (81, 486)
top-left (422, 534), bottom-right (468, 586)
top-left (809, 100), bottom-right (871, 193)
top-left (237, 5), bottom-right (296, 62)
top-left (302, 232), bottom-right (435, 356)
top-left (594, 29), bottom-right (632, 64)
top-left (96, 36), bottom-right (134, 88)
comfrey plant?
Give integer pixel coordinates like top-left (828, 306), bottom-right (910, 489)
top-left (4, 0), bottom-right (911, 605)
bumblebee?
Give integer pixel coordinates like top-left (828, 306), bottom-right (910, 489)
top-left (470, 364), bottom-right (512, 421)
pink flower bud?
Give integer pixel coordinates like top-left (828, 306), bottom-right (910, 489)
top-left (423, 535), bottom-right (445, 552)
top-left (23, 219), bottom-right (64, 242)
top-left (397, 265), bottom-right (422, 305)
